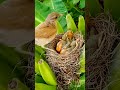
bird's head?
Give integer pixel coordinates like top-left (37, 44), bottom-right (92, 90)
top-left (46, 12), bottom-right (63, 25)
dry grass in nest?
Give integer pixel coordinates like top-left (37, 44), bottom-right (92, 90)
top-left (86, 13), bottom-right (119, 90)
top-left (45, 33), bottom-right (84, 90)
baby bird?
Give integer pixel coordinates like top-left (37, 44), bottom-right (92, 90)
top-left (62, 30), bottom-right (73, 41)
top-left (35, 12), bottom-right (62, 47)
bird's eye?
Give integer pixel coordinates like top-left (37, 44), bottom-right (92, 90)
top-left (55, 16), bottom-right (57, 19)
top-left (51, 16), bottom-right (58, 20)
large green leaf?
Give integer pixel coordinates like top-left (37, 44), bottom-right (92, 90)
top-left (58, 16), bottom-right (67, 31)
top-left (35, 0), bottom-right (67, 30)
top-left (43, 0), bottom-right (68, 30)
top-left (35, 0), bottom-right (53, 26)
top-left (79, 0), bottom-right (85, 9)
top-left (66, 14), bottom-right (77, 32)
top-left (43, 0), bottom-right (67, 14)
top-left (56, 20), bottom-right (64, 34)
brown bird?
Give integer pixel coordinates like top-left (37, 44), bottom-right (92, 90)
top-left (35, 12), bottom-right (62, 47)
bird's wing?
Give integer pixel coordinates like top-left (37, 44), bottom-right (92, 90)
top-left (35, 23), bottom-right (57, 38)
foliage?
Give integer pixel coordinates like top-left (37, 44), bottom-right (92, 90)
top-left (80, 45), bottom-right (85, 74)
top-left (104, 0), bottom-right (120, 21)
top-left (66, 14), bottom-right (77, 32)
top-left (0, 44), bottom-right (20, 67)
top-left (35, 0), bottom-right (85, 31)
top-left (0, 0), bottom-right (5, 4)
top-left (0, 44), bottom-right (28, 89)
top-left (78, 15), bottom-right (85, 38)
top-left (35, 0), bottom-right (85, 89)
top-left (56, 20), bottom-right (64, 34)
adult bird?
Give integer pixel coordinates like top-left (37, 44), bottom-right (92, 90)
top-left (35, 12), bottom-right (62, 47)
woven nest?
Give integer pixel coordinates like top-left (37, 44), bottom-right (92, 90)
top-left (45, 33), bottom-right (84, 90)
top-left (86, 13), bottom-right (119, 90)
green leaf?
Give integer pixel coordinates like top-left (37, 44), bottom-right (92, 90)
top-left (80, 0), bottom-right (85, 9)
top-left (69, 7), bottom-right (84, 23)
top-left (73, 0), bottom-right (80, 5)
top-left (35, 61), bottom-right (40, 75)
top-left (35, 45), bottom-right (46, 75)
top-left (35, 83), bottom-right (56, 90)
top-left (80, 46), bottom-right (85, 74)
top-left (66, 14), bottom-right (77, 32)
top-left (58, 16), bottom-right (67, 32)
top-left (35, 51), bottom-right (42, 62)
top-left (79, 73), bottom-right (85, 90)
top-left (38, 60), bottom-right (57, 85)
top-left (42, 0), bottom-right (68, 31)
top-left (35, 45), bottom-right (46, 60)
top-left (35, 51), bottom-right (42, 75)
top-left (35, 0), bottom-right (53, 26)
top-left (35, 45), bottom-right (45, 55)
top-left (78, 15), bottom-right (85, 37)
top-left (35, 10), bottom-right (45, 26)
top-left (35, 74), bottom-right (46, 83)
top-left (43, 0), bottom-right (68, 14)
top-left (56, 20), bottom-right (64, 34)
top-left (35, 0), bottom-right (68, 31)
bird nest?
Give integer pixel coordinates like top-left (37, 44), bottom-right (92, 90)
top-left (86, 13), bottom-right (119, 90)
top-left (45, 33), bottom-right (84, 90)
